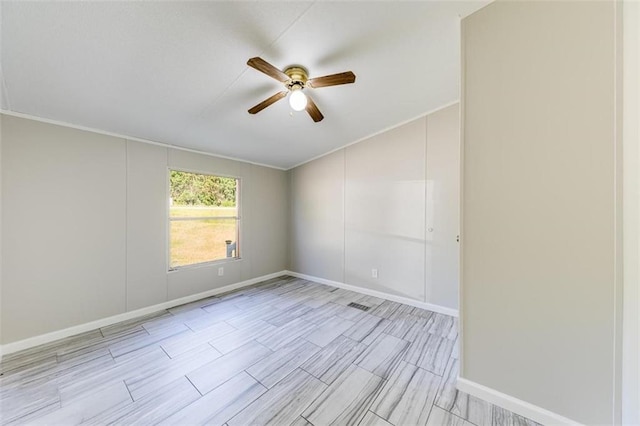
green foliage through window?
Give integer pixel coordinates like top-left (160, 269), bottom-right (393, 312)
top-left (170, 170), bottom-right (237, 207)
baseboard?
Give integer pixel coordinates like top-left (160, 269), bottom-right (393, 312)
top-left (0, 270), bottom-right (287, 359)
top-left (0, 269), bottom-right (455, 359)
top-left (285, 270), bottom-right (459, 318)
top-left (456, 377), bottom-right (583, 426)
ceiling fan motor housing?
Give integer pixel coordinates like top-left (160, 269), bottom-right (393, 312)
top-left (284, 66), bottom-right (308, 90)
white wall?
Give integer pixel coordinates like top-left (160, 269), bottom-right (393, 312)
top-left (289, 150), bottom-right (345, 283)
top-left (460, 2), bottom-right (622, 425)
top-left (2, 117), bottom-right (127, 343)
top-left (0, 114), bottom-right (289, 344)
top-left (425, 105), bottom-right (460, 309)
top-left (345, 117), bottom-right (426, 301)
top-left (247, 165), bottom-right (288, 278)
top-left (126, 141), bottom-right (168, 310)
top-left (290, 103), bottom-right (460, 312)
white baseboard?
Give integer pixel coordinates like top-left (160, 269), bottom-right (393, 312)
top-left (0, 270), bottom-right (455, 359)
top-left (0, 271), bottom-right (287, 359)
top-left (456, 377), bottom-right (583, 426)
top-left (284, 270), bottom-right (459, 318)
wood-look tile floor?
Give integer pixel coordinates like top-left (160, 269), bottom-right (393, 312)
top-left (0, 276), bottom-right (543, 426)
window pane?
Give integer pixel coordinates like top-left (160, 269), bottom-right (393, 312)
top-left (170, 218), bottom-right (238, 267)
top-left (170, 205), bottom-right (237, 218)
top-left (169, 170), bottom-right (240, 268)
top-left (169, 170), bottom-right (237, 215)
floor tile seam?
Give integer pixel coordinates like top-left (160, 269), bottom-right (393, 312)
top-left (177, 319), bottom-right (238, 342)
top-left (300, 413), bottom-right (316, 425)
top-left (243, 369), bottom-right (269, 390)
top-left (365, 409), bottom-right (395, 426)
top-left (223, 368), bottom-right (320, 426)
top-left (295, 372), bottom-right (332, 424)
top-left (446, 404), bottom-right (484, 426)
top-left (433, 398), bottom-right (490, 426)
top-left (197, 341), bottom-right (272, 374)
top-left (326, 368), bottom-right (391, 426)
top-left (100, 310), bottom-right (170, 337)
top-left (184, 374), bottom-right (206, 397)
top-left (298, 365), bottom-right (329, 386)
top-left (120, 378), bottom-right (137, 407)
top-left (400, 357), bottom-right (446, 377)
top-left (370, 370), bottom-right (440, 426)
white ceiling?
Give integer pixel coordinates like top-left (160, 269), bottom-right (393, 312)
top-left (1, 1), bottom-right (488, 169)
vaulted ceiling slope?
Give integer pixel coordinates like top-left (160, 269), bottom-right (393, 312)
top-left (1, 1), bottom-right (488, 169)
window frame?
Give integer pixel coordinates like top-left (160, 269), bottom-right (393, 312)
top-left (166, 167), bottom-right (242, 272)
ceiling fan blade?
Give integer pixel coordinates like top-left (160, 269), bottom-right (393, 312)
top-left (248, 91), bottom-right (288, 114)
top-left (307, 71), bottom-right (356, 88)
top-left (305, 95), bottom-right (324, 122)
top-left (247, 57), bottom-right (289, 83)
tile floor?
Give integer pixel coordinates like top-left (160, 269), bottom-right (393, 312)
top-left (0, 276), bottom-right (542, 425)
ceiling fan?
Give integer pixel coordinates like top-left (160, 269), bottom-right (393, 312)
top-left (246, 57), bottom-right (356, 122)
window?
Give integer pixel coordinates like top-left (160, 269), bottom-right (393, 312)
top-left (169, 170), bottom-right (240, 269)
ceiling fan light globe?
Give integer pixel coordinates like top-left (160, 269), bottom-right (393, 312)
top-left (289, 90), bottom-right (307, 111)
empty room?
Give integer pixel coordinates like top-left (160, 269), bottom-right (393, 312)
top-left (0, 1), bottom-right (638, 425)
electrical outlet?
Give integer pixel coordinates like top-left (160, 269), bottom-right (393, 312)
top-left (371, 268), bottom-right (378, 279)
top-left (218, 267), bottom-right (224, 276)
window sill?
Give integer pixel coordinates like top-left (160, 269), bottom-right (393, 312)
top-left (168, 257), bottom-right (243, 273)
